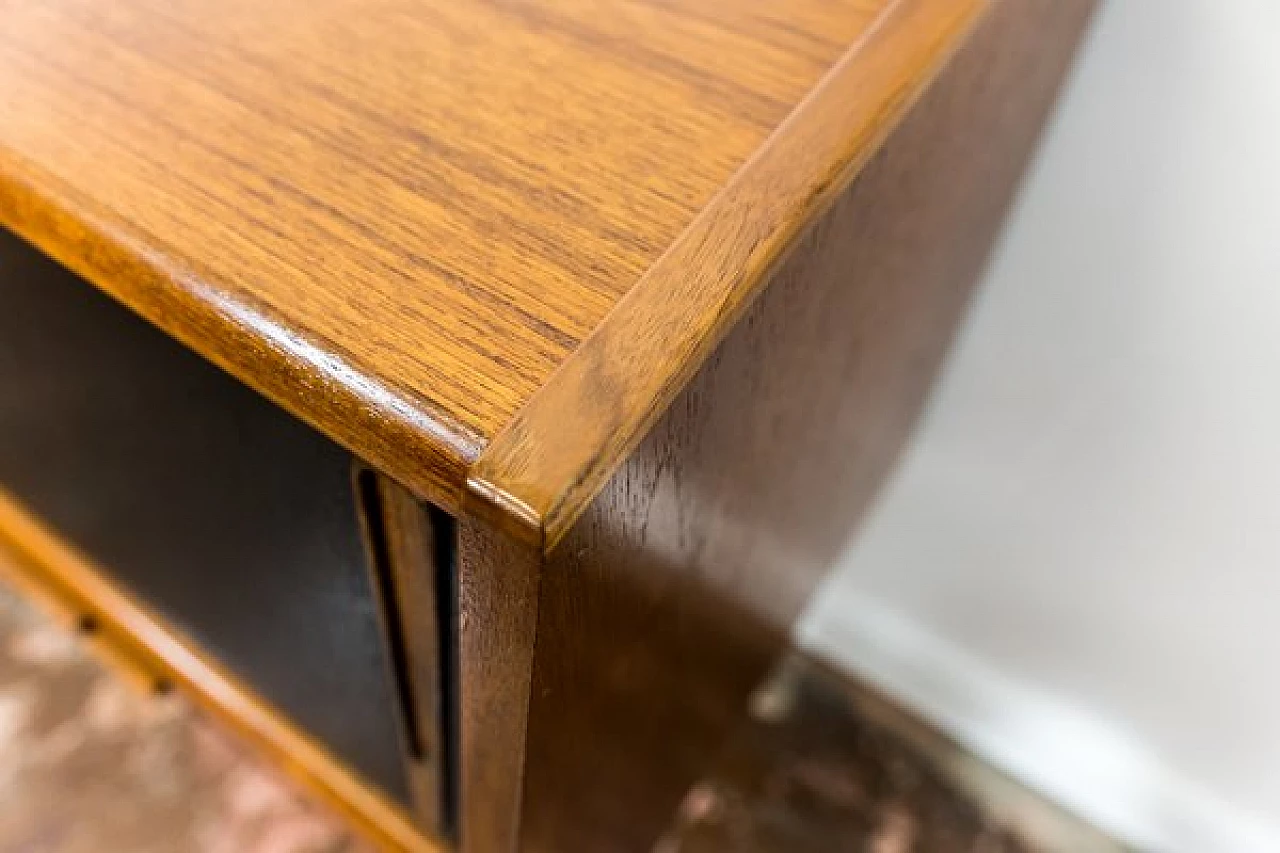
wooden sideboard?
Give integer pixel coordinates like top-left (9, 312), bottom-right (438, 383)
top-left (0, 0), bottom-right (1096, 850)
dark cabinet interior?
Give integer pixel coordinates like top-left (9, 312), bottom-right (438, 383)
top-left (0, 229), bottom-right (410, 806)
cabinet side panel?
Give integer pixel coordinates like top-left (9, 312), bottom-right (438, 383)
top-left (518, 1), bottom-right (1098, 850)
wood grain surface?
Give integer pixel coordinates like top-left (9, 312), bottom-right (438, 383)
top-left (468, 0), bottom-right (986, 547)
top-left (0, 0), bottom-right (895, 515)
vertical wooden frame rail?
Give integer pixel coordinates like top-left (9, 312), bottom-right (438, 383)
top-left (356, 470), bottom-right (459, 841)
top-left (359, 472), bottom-right (545, 853)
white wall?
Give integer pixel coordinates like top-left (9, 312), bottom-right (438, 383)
top-left (799, 2), bottom-right (1280, 851)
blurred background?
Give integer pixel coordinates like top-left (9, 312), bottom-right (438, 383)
top-left (802, 1), bottom-right (1280, 851)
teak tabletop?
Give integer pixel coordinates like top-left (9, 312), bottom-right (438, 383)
top-left (0, 0), bottom-right (983, 548)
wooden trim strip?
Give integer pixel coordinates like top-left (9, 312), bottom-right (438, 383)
top-left (0, 487), bottom-right (442, 853)
top-left (355, 469), bottom-right (458, 841)
top-left (466, 0), bottom-right (989, 550)
top-left (455, 518), bottom-right (542, 853)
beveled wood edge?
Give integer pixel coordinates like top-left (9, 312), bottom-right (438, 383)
top-left (0, 486), bottom-right (442, 853)
top-left (465, 0), bottom-right (990, 551)
top-left (0, 153), bottom-right (482, 516)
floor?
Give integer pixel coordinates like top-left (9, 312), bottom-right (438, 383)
top-left (0, 554), bottom-right (1113, 853)
top-left (658, 655), bottom-right (1120, 853)
top-left (0, 576), bottom-right (368, 853)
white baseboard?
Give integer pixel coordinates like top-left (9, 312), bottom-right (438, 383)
top-left (797, 592), bottom-right (1280, 853)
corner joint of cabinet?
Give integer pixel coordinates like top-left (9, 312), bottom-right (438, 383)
top-left (462, 472), bottom-right (547, 553)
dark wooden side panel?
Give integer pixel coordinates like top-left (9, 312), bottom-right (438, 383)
top-left (0, 229), bottom-right (409, 804)
top-left (516, 2), bottom-right (1098, 851)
